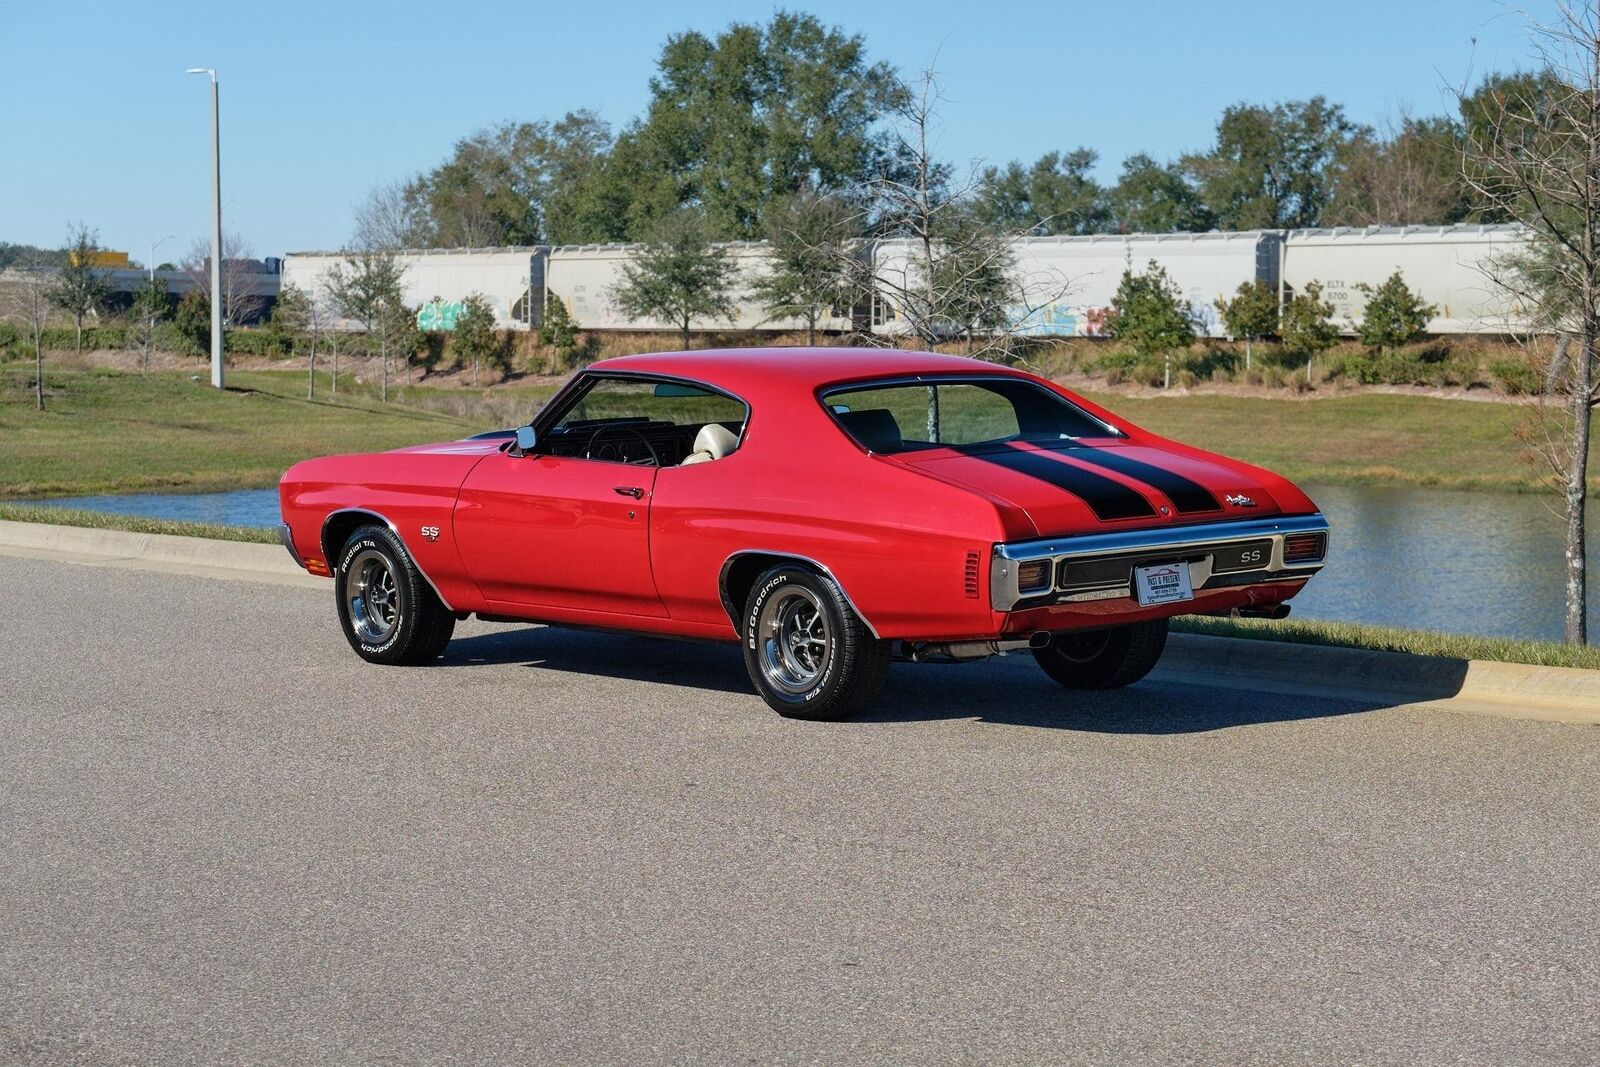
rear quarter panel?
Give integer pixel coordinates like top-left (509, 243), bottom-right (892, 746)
top-left (649, 400), bottom-right (1016, 640)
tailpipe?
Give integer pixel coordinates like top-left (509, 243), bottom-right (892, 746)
top-left (904, 632), bottom-right (1051, 663)
top-left (1230, 603), bottom-right (1292, 620)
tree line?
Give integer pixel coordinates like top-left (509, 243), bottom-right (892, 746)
top-left (358, 10), bottom-right (1541, 253)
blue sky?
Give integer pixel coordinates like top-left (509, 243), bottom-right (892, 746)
top-left (0, 0), bottom-right (1555, 260)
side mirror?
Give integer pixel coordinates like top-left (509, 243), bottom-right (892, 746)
top-left (511, 425), bottom-right (537, 456)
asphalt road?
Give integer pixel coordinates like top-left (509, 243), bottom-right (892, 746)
top-left (2, 555), bottom-right (1597, 1066)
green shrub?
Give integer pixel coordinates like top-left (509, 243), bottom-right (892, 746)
top-left (1106, 260), bottom-right (1194, 384)
top-left (173, 291), bottom-right (210, 355)
top-left (1491, 358), bottom-right (1542, 396)
top-left (1215, 279), bottom-right (1279, 343)
top-left (1187, 345), bottom-right (1239, 380)
top-left (538, 293), bottom-right (580, 364)
top-left (1356, 271), bottom-right (1436, 351)
top-left (1090, 347), bottom-right (1142, 374)
top-left (1281, 282), bottom-right (1339, 359)
top-left (222, 330), bottom-right (292, 358)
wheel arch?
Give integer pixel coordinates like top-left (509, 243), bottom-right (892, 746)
top-left (717, 550), bottom-right (880, 638)
top-left (321, 507), bottom-right (457, 612)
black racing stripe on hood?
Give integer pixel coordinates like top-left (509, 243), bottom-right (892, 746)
top-left (954, 444), bottom-right (1155, 521)
top-left (1048, 446), bottom-right (1223, 514)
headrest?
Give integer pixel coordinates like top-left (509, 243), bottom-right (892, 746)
top-left (837, 408), bottom-right (904, 453)
top-left (693, 422), bottom-right (740, 461)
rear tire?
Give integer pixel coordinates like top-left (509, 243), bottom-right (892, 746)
top-left (1032, 618), bottom-right (1168, 690)
top-left (741, 565), bottom-right (890, 720)
top-left (334, 524), bottom-right (455, 665)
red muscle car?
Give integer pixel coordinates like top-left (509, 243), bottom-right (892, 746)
top-left (279, 348), bottom-right (1328, 719)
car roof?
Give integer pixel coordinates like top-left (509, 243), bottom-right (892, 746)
top-left (588, 347), bottom-right (1030, 395)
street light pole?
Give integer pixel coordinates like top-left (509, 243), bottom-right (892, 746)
top-left (149, 235), bottom-right (174, 284)
top-left (186, 67), bottom-right (223, 389)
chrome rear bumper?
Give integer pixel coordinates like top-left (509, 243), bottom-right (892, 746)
top-left (990, 513), bottom-right (1329, 612)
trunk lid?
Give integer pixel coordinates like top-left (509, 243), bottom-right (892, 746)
top-left (891, 439), bottom-right (1285, 536)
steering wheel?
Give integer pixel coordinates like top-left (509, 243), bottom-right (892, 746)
top-left (584, 424), bottom-right (661, 466)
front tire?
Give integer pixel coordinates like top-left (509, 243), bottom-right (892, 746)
top-left (1032, 618), bottom-right (1168, 690)
top-left (334, 524), bottom-right (455, 665)
top-left (741, 565), bottom-right (890, 720)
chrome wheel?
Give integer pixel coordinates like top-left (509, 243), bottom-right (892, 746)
top-left (758, 586), bottom-right (833, 695)
top-left (345, 548), bottom-right (402, 644)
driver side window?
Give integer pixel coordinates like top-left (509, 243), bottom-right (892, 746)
top-left (542, 376), bottom-right (747, 467)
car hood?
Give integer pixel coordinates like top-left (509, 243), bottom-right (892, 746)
top-left (889, 439), bottom-right (1302, 537)
top-left (386, 440), bottom-right (507, 457)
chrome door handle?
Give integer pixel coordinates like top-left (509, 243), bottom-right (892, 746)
top-left (614, 486), bottom-right (644, 499)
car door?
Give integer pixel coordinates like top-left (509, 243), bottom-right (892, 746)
top-left (455, 451), bottom-right (662, 616)
top-left (453, 379), bottom-right (666, 617)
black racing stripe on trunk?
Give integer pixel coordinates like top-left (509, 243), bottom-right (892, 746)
top-left (1050, 446), bottom-right (1223, 514)
top-left (955, 445), bottom-right (1155, 521)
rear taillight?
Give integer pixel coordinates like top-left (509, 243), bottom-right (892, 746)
top-left (1015, 559), bottom-right (1052, 593)
top-left (1283, 532), bottom-right (1327, 564)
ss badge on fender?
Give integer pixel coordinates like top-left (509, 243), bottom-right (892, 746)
top-left (420, 525), bottom-right (441, 542)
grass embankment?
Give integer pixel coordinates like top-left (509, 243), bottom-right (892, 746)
top-left (1174, 616), bottom-right (1600, 671)
top-left (0, 502), bottom-right (275, 543)
top-left (0, 366), bottom-right (522, 498)
top-left (1084, 389), bottom-right (1579, 494)
top-left (0, 364), bottom-right (1574, 498)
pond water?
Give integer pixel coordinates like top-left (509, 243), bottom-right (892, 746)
top-left (24, 482), bottom-right (1598, 644)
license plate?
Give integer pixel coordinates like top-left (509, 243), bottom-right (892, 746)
top-left (1133, 562), bottom-right (1194, 606)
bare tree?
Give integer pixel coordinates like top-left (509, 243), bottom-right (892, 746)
top-left (271, 282), bottom-right (321, 397)
top-left (1325, 109), bottom-right (1469, 226)
top-left (3, 264), bottom-right (53, 410)
top-left (1462, 2), bottom-right (1600, 644)
top-left (353, 181), bottom-right (431, 251)
top-left (325, 250), bottom-right (409, 402)
top-left (751, 190), bottom-right (858, 345)
top-left (127, 275), bottom-right (168, 373)
top-left (183, 231), bottom-right (266, 326)
top-left (844, 67), bottom-right (1068, 366)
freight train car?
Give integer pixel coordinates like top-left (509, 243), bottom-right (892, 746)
top-left (545, 242), bottom-right (853, 333)
top-left (281, 248), bottom-right (543, 330)
top-left (868, 232), bottom-right (1281, 339)
top-left (281, 223), bottom-right (1537, 339)
top-left (1278, 224), bottom-right (1528, 334)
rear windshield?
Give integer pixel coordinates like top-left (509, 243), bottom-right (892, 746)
top-left (823, 378), bottom-right (1118, 455)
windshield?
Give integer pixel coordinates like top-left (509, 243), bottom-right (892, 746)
top-left (823, 378), bottom-right (1119, 455)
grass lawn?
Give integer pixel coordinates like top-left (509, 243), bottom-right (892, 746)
top-left (0, 366), bottom-right (544, 498)
top-left (1082, 389), bottom-right (1574, 494)
top-left (0, 363), bottom-right (1581, 498)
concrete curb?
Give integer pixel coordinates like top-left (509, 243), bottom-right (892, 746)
top-left (2, 519), bottom-right (1595, 724)
top-left (0, 519), bottom-right (321, 588)
top-left (1162, 634), bottom-right (1600, 725)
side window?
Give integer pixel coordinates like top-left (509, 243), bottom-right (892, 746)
top-left (543, 377), bottom-right (746, 466)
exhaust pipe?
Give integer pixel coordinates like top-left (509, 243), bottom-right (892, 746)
top-left (906, 632), bottom-right (1051, 662)
top-left (1200, 604), bottom-right (1292, 620)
